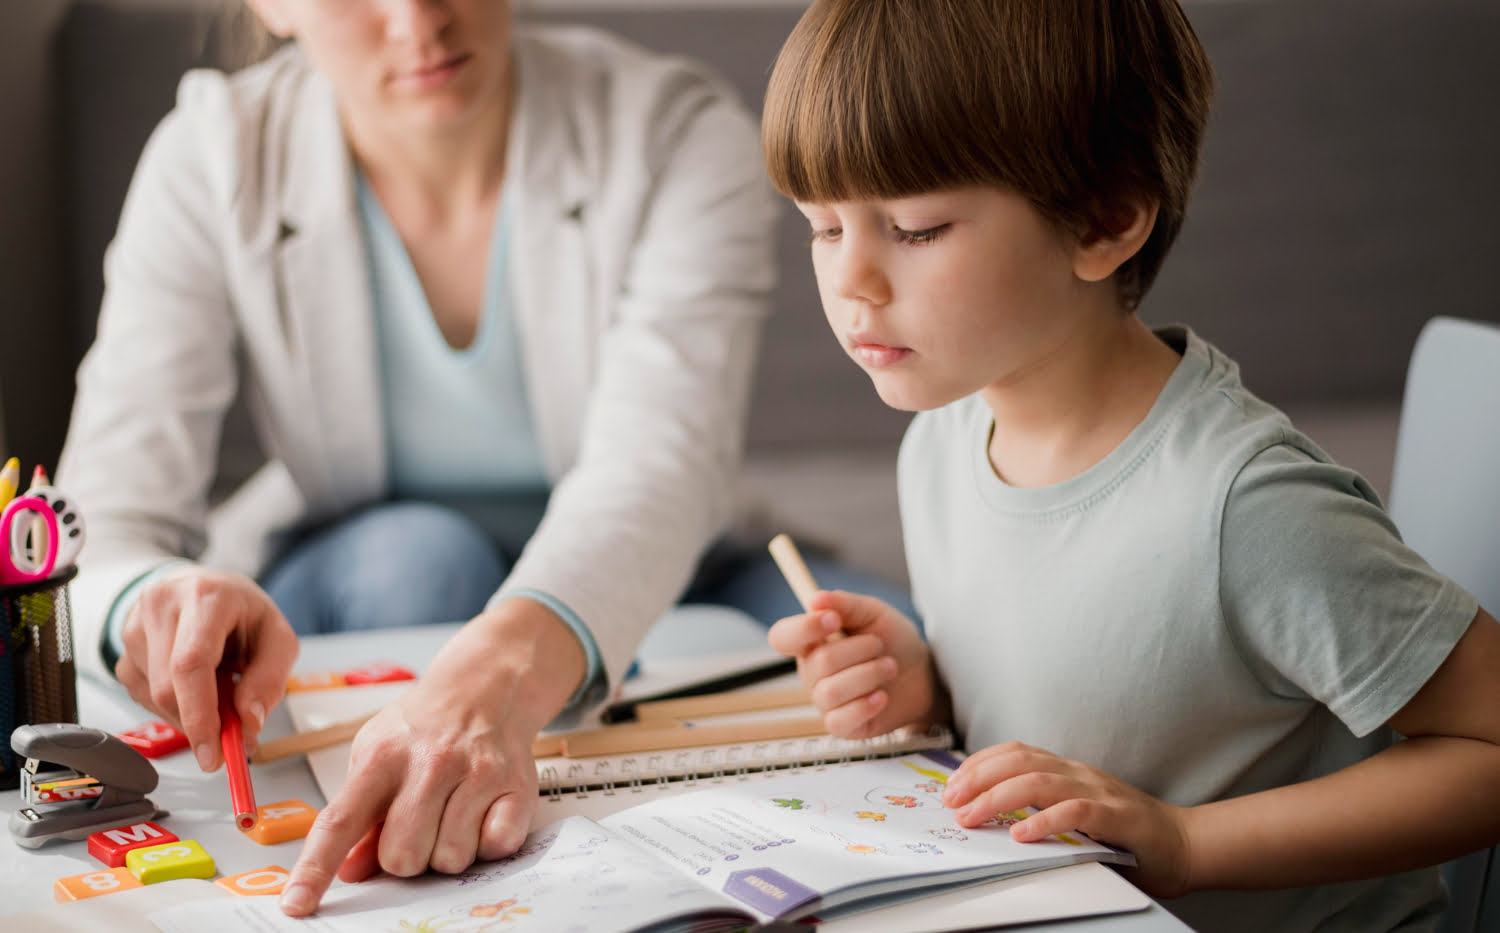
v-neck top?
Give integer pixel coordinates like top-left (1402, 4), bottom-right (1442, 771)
top-left (358, 173), bottom-right (548, 498)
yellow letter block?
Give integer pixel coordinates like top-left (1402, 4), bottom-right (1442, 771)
top-left (215, 865), bottom-right (290, 896)
top-left (126, 839), bottom-right (216, 884)
top-left (246, 799), bottom-right (320, 846)
top-left (54, 867), bottom-right (142, 901)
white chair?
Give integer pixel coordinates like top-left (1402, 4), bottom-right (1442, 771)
top-left (1387, 316), bottom-right (1500, 933)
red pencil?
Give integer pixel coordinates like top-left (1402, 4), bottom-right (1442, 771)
top-left (217, 666), bottom-right (259, 831)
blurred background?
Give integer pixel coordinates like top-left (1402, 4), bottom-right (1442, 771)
top-left (1, 0), bottom-right (1497, 585)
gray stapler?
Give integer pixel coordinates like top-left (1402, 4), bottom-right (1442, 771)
top-left (8, 722), bottom-right (166, 848)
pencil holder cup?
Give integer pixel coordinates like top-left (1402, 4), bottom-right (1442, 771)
top-left (0, 565), bottom-right (79, 790)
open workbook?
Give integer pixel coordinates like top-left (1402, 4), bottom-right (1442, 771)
top-left (149, 751), bottom-right (1133, 933)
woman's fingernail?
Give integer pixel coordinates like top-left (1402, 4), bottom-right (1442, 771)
top-left (195, 744), bottom-right (214, 771)
top-left (280, 883), bottom-right (313, 915)
top-left (248, 701), bottom-right (266, 732)
top-left (821, 612), bottom-right (839, 632)
top-left (882, 657), bottom-right (899, 677)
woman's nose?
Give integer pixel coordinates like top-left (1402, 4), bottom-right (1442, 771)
top-left (382, 0), bottom-right (452, 45)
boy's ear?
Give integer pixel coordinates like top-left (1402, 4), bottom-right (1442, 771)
top-left (1072, 201), bottom-right (1159, 284)
top-left (244, 0), bottom-right (294, 38)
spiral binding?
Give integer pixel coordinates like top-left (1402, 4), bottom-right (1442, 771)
top-left (538, 724), bottom-right (953, 802)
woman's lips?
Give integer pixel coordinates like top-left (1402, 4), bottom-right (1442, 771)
top-left (397, 54), bottom-right (469, 91)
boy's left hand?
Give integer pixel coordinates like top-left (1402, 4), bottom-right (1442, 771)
top-left (943, 741), bottom-right (1192, 898)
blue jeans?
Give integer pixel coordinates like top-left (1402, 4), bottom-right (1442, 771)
top-left (260, 500), bottom-right (919, 638)
top-left (260, 501), bottom-right (510, 636)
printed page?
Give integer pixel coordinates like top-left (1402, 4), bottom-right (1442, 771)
top-left (600, 752), bottom-right (1131, 923)
top-left (148, 816), bottom-right (752, 933)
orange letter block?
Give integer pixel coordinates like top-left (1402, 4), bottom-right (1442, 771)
top-left (285, 670), bottom-right (347, 693)
top-left (246, 799), bottom-right (319, 845)
top-left (216, 865), bottom-right (291, 896)
top-left (54, 867), bottom-right (142, 901)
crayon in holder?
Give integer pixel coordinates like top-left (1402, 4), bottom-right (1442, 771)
top-left (0, 565), bottom-right (79, 791)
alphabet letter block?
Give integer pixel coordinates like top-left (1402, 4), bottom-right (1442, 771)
top-left (126, 839), bottom-right (216, 884)
top-left (342, 661), bottom-right (416, 685)
top-left (87, 821), bottom-right (179, 867)
top-left (286, 670), bottom-right (347, 692)
top-left (245, 799), bottom-right (319, 846)
top-left (54, 867), bottom-right (142, 901)
top-left (118, 720), bottom-right (189, 758)
top-left (215, 865), bottom-right (291, 896)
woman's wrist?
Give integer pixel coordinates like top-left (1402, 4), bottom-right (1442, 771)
top-left (425, 597), bottom-right (588, 735)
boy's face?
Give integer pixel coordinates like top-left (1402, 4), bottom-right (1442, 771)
top-left (796, 187), bottom-right (1107, 412)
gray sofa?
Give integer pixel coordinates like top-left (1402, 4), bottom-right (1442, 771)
top-left (24, 0), bottom-right (1500, 586)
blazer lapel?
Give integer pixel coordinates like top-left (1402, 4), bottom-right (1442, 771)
top-left (508, 35), bottom-right (597, 476)
top-left (272, 68), bottom-right (386, 516)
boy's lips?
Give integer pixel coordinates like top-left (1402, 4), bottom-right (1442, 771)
top-left (848, 335), bottom-right (913, 367)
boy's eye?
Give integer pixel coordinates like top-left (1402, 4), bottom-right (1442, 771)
top-left (807, 226), bottom-right (843, 245)
top-left (893, 223), bottom-right (950, 245)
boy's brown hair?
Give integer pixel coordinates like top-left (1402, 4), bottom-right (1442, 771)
top-left (762, 0), bottom-right (1214, 310)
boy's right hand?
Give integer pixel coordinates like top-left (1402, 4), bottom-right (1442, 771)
top-left (114, 568), bottom-right (298, 772)
top-left (768, 590), bottom-right (936, 740)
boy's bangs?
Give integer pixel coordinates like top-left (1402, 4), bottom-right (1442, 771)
top-left (763, 2), bottom-right (993, 204)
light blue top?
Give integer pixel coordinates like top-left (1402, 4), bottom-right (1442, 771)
top-left (898, 326), bottom-right (1475, 933)
top-left (356, 176), bottom-right (547, 497)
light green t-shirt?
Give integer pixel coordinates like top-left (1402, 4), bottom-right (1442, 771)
top-left (898, 326), bottom-right (1477, 933)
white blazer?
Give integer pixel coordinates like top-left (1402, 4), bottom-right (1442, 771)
top-left (56, 27), bottom-right (779, 695)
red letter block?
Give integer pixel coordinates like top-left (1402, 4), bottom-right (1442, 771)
top-left (342, 662), bottom-right (416, 685)
top-left (87, 821), bottom-right (179, 868)
top-left (118, 720), bottom-right (189, 758)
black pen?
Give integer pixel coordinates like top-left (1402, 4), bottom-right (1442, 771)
top-left (600, 656), bottom-right (797, 724)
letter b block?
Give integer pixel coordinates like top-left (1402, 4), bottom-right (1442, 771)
top-left (87, 821), bottom-right (179, 867)
top-left (126, 839), bottom-right (216, 884)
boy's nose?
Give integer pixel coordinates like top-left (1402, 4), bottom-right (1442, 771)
top-left (830, 240), bottom-right (891, 307)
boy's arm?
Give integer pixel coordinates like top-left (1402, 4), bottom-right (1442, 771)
top-left (1181, 606), bottom-right (1500, 891)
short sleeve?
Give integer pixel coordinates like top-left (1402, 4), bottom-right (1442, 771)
top-left (1219, 444), bottom-right (1478, 737)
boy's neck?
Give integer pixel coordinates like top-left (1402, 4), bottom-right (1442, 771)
top-left (981, 314), bottom-right (1181, 489)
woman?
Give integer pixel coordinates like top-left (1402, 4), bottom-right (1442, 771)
top-left (56, 0), bottom-right (804, 915)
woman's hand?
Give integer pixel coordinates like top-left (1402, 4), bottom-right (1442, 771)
top-left (768, 590), bottom-right (941, 739)
top-left (943, 742), bottom-right (1193, 898)
top-left (280, 598), bottom-right (586, 917)
top-left (115, 568), bottom-right (298, 770)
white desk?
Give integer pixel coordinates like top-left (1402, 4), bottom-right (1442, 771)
top-left (1, 610), bottom-right (1192, 931)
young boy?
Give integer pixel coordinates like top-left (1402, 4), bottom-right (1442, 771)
top-left (761, 2), bottom-right (1500, 930)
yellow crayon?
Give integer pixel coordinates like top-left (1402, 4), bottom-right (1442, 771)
top-left (0, 457), bottom-right (19, 510)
